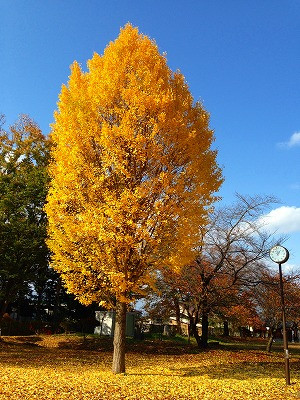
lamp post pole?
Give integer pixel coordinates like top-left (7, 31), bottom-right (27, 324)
top-left (269, 245), bottom-right (291, 385)
top-left (278, 262), bottom-right (291, 385)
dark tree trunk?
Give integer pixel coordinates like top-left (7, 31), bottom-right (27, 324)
top-left (112, 301), bottom-right (126, 374)
top-left (223, 320), bottom-right (229, 336)
top-left (198, 291), bottom-right (209, 348)
top-left (189, 315), bottom-right (201, 347)
top-left (173, 296), bottom-right (182, 334)
top-left (266, 331), bottom-right (275, 352)
top-left (200, 312), bottom-right (209, 348)
top-left (1, 281), bottom-right (14, 316)
top-left (52, 279), bottom-right (62, 326)
top-left (293, 327), bottom-right (298, 342)
top-left (35, 289), bottom-right (43, 320)
top-left (0, 299), bottom-right (9, 316)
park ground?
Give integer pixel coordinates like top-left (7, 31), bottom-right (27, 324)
top-left (1, 335), bottom-right (300, 399)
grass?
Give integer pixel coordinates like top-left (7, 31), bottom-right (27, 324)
top-left (1, 334), bottom-right (300, 399)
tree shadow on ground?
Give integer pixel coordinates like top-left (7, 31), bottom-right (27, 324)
top-left (173, 359), bottom-right (300, 380)
top-left (56, 336), bottom-right (199, 355)
top-left (57, 337), bottom-right (114, 351)
top-left (0, 336), bottom-right (42, 344)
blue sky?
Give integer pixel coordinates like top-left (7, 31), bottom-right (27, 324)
top-left (1, 0), bottom-right (300, 268)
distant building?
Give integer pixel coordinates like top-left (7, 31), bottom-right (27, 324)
top-left (94, 311), bottom-right (137, 337)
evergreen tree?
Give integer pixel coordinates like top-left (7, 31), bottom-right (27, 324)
top-left (0, 115), bottom-right (50, 316)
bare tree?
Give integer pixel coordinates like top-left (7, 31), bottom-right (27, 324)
top-left (168, 194), bottom-right (280, 348)
top-left (252, 268), bottom-right (300, 352)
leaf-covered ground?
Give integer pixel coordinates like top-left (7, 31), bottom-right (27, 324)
top-left (0, 335), bottom-right (300, 399)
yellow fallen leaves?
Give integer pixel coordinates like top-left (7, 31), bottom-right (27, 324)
top-left (0, 337), bottom-right (300, 399)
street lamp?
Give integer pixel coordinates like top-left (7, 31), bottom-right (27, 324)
top-left (269, 245), bottom-right (290, 385)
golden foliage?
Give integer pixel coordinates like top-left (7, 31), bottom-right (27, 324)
top-left (0, 336), bottom-right (299, 399)
top-left (45, 24), bottom-right (222, 306)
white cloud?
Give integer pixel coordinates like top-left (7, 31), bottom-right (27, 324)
top-left (290, 183), bottom-right (300, 190)
top-left (284, 263), bottom-right (299, 273)
top-left (268, 262), bottom-right (299, 273)
top-left (259, 206), bottom-right (300, 234)
top-left (278, 132), bottom-right (300, 148)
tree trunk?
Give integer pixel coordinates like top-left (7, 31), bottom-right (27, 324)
top-left (112, 301), bottom-right (127, 374)
top-left (266, 332), bottom-right (275, 352)
top-left (200, 312), bottom-right (209, 348)
top-left (35, 289), bottom-right (43, 320)
top-left (52, 279), bottom-right (62, 327)
top-left (223, 320), bottom-right (229, 336)
top-left (0, 299), bottom-right (9, 316)
top-left (188, 324), bottom-right (191, 344)
top-left (173, 296), bottom-right (182, 335)
top-left (189, 315), bottom-right (201, 347)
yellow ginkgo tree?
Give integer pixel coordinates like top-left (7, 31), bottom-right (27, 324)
top-left (45, 24), bottom-right (223, 373)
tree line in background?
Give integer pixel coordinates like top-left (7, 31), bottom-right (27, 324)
top-left (1, 24), bottom-right (300, 375)
top-left (0, 114), bottom-right (98, 335)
